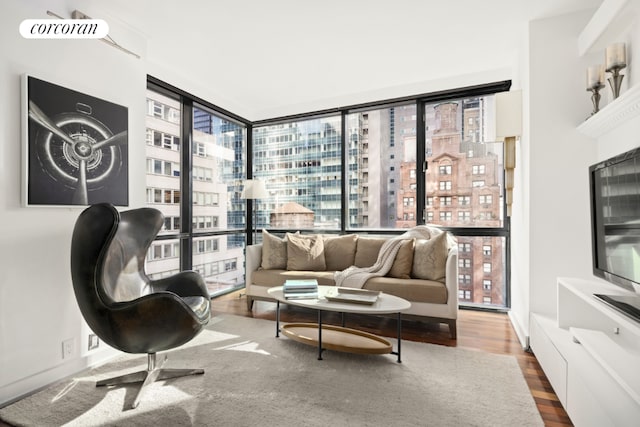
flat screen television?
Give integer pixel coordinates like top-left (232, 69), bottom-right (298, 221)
top-left (589, 146), bottom-right (640, 322)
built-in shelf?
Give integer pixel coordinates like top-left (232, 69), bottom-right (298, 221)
top-left (531, 277), bottom-right (640, 426)
top-left (577, 83), bottom-right (640, 138)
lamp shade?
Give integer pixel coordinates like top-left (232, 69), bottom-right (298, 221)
top-left (496, 90), bottom-right (522, 139)
top-left (241, 179), bottom-right (268, 199)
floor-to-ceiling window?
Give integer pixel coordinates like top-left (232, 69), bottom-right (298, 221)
top-left (145, 80), bottom-right (248, 297)
top-left (346, 104), bottom-right (417, 229)
top-left (144, 76), bottom-right (510, 309)
top-left (253, 116), bottom-right (342, 233)
top-left (251, 82), bottom-right (511, 309)
top-left (423, 95), bottom-right (508, 308)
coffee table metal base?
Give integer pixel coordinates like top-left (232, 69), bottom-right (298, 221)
top-left (275, 300), bottom-right (403, 362)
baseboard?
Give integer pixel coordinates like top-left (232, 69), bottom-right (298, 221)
top-left (0, 347), bottom-right (118, 408)
top-left (508, 310), bottom-right (530, 351)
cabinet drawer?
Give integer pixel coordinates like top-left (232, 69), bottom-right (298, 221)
top-left (568, 340), bottom-right (640, 426)
top-left (530, 314), bottom-right (568, 406)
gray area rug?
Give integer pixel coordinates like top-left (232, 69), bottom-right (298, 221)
top-left (0, 315), bottom-right (543, 426)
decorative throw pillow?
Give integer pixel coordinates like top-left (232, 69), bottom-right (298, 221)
top-left (286, 233), bottom-right (327, 271)
top-left (387, 239), bottom-right (415, 279)
top-left (323, 234), bottom-right (358, 271)
top-left (411, 232), bottom-right (450, 282)
top-left (261, 230), bottom-right (287, 270)
top-left (354, 237), bottom-right (387, 267)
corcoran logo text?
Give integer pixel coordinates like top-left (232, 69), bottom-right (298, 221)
top-left (20, 19), bottom-right (109, 39)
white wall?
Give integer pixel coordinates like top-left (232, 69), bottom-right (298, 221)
top-left (0, 0), bottom-right (147, 405)
top-left (507, 24), bottom-right (531, 348)
top-left (508, 10), bottom-right (600, 346)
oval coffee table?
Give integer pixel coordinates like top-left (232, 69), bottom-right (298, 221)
top-left (268, 285), bottom-right (411, 362)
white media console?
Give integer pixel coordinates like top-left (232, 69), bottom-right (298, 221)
top-left (530, 277), bottom-right (640, 427)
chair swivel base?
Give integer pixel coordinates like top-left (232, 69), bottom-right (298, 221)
top-left (96, 352), bottom-right (204, 409)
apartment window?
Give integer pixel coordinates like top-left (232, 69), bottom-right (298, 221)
top-left (459, 274), bottom-right (471, 285)
top-left (426, 196), bottom-right (434, 206)
top-left (483, 280), bottom-right (492, 290)
top-left (439, 181), bottom-right (452, 191)
top-left (459, 196), bottom-right (470, 206)
top-left (441, 196), bottom-right (452, 206)
top-left (146, 82), bottom-right (247, 298)
top-left (163, 216), bottom-right (181, 232)
top-left (479, 195), bottom-right (492, 205)
top-left (483, 263), bottom-right (492, 273)
top-left (483, 245), bottom-right (492, 256)
top-left (459, 258), bottom-right (471, 268)
top-left (440, 211), bottom-right (452, 221)
top-left (147, 242), bottom-right (179, 261)
top-left (459, 290), bottom-right (472, 300)
top-left (439, 165), bottom-right (452, 175)
top-left (472, 165), bottom-right (485, 174)
top-left (459, 243), bottom-right (471, 253)
top-left (458, 211), bottom-right (470, 221)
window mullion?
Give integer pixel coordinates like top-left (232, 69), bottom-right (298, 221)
top-left (416, 101), bottom-right (426, 224)
top-left (180, 98), bottom-right (193, 271)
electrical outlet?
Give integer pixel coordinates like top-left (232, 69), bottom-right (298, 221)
top-left (62, 338), bottom-right (74, 359)
top-left (88, 334), bottom-right (99, 351)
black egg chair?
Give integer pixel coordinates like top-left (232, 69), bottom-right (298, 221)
top-left (70, 203), bottom-right (211, 408)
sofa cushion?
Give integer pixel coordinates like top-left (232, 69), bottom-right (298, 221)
top-left (286, 233), bottom-right (326, 271)
top-left (411, 232), bottom-right (450, 282)
top-left (387, 239), bottom-right (414, 279)
top-left (364, 276), bottom-right (447, 304)
top-left (261, 229), bottom-right (287, 270)
top-left (354, 237), bottom-right (387, 267)
top-left (323, 234), bottom-right (358, 271)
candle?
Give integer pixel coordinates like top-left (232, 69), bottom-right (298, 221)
top-left (587, 64), bottom-right (604, 89)
top-left (605, 43), bottom-right (626, 70)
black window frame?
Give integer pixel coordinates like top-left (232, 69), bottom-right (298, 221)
top-left (149, 76), bottom-right (512, 309)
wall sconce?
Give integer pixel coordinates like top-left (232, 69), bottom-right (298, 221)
top-left (496, 90), bottom-right (522, 217)
top-left (586, 64), bottom-right (605, 115)
top-left (241, 179), bottom-right (269, 244)
top-left (605, 42), bottom-right (626, 99)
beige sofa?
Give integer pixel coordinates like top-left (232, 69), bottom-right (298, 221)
top-left (245, 228), bottom-right (459, 338)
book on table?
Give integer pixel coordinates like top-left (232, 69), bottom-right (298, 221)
top-left (283, 279), bottom-right (318, 299)
top-left (284, 291), bottom-right (319, 300)
top-left (324, 287), bottom-right (380, 305)
top-left (283, 279), bottom-right (318, 292)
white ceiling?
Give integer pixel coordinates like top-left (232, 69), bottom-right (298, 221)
top-left (90, 0), bottom-right (602, 120)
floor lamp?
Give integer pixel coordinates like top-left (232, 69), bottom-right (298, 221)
top-left (241, 179), bottom-right (268, 244)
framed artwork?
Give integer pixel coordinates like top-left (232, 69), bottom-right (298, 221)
top-left (22, 75), bottom-right (128, 206)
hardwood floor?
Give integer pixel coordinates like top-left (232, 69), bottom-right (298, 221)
top-left (0, 291), bottom-right (572, 427)
top-left (211, 291), bottom-right (573, 426)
